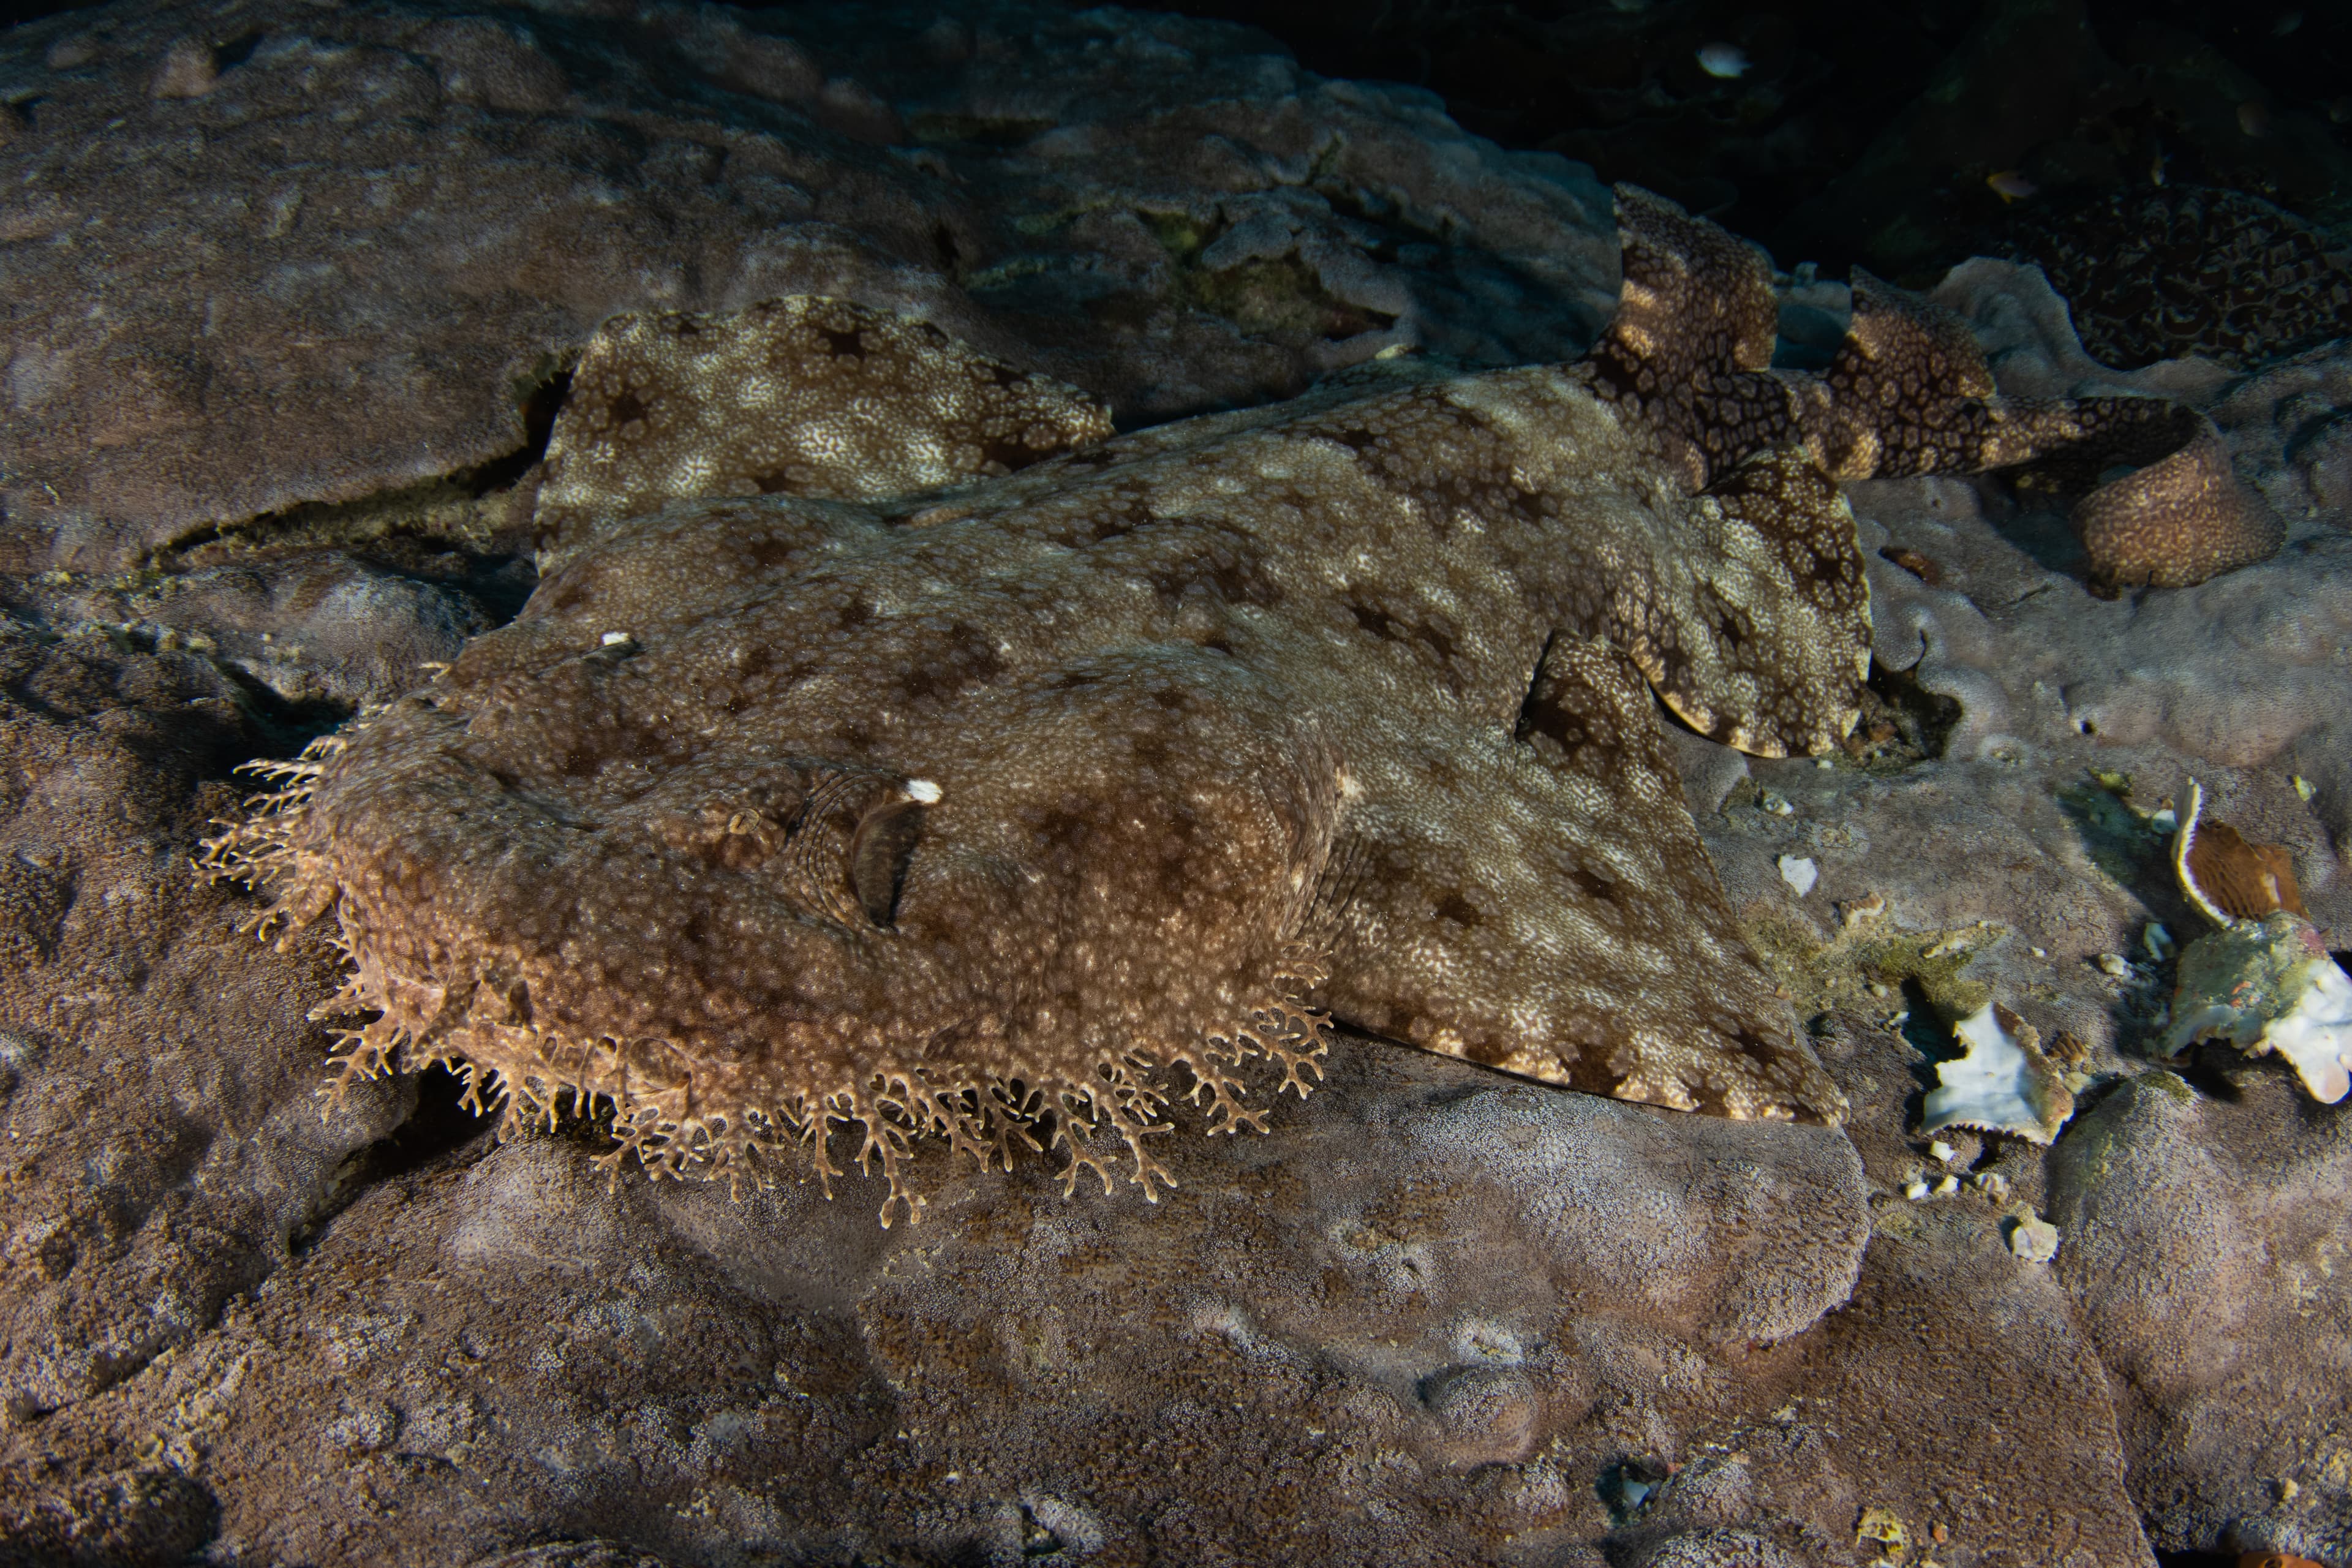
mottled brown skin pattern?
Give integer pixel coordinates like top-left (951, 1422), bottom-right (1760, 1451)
top-left (2005, 186), bottom-right (2352, 372)
top-left (208, 189), bottom-right (2261, 1218)
top-left (1594, 189), bottom-right (2283, 592)
top-left (533, 295), bottom-right (1116, 570)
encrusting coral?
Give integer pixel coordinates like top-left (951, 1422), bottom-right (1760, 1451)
top-left (204, 188), bottom-right (2273, 1220)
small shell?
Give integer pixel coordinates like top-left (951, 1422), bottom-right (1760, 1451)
top-left (2007, 1213), bottom-right (2059, 1262)
top-left (2166, 780), bottom-right (2349, 1103)
top-left (2174, 780), bottom-right (2305, 922)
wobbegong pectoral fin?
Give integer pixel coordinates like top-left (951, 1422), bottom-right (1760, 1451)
top-left (1314, 633), bottom-right (1848, 1125)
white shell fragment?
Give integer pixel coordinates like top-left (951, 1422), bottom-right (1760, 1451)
top-left (2165, 778), bottom-right (2352, 1104)
top-left (1777, 855), bottom-right (1819, 897)
top-left (1920, 1002), bottom-right (2076, 1145)
top-left (2174, 780), bottom-right (2231, 928)
top-left (2007, 1213), bottom-right (2059, 1263)
top-left (2162, 911), bottom-right (2352, 1104)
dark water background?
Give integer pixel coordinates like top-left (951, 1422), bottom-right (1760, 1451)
top-left (1136, 1), bottom-right (2351, 272)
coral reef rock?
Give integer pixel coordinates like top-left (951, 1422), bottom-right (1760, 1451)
top-left (0, 0), bottom-right (1621, 573)
top-left (0, 634), bottom-right (409, 1428)
top-left (2051, 1070), bottom-right (2352, 1566)
top-left (24, 1043), bottom-right (2151, 1568)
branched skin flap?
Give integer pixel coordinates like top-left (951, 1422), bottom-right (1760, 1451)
top-left (205, 188), bottom-right (2260, 1221)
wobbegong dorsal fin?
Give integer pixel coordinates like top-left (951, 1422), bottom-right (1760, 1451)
top-left (534, 296), bottom-right (1113, 571)
top-left (1586, 184), bottom-right (1800, 489)
top-left (1808, 271), bottom-right (2001, 480)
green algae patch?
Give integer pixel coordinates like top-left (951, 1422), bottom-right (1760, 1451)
top-left (2056, 770), bottom-right (2173, 890)
top-left (1744, 910), bottom-right (2006, 1027)
top-left (1138, 208), bottom-right (1210, 260)
top-left (1139, 208), bottom-right (1396, 348)
top-left (1183, 254), bottom-right (1393, 346)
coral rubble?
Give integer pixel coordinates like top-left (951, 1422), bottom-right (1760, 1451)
top-left (2163, 783), bottom-right (2352, 1104)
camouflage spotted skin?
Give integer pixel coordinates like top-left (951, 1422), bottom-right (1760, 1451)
top-left (1589, 192), bottom-right (2282, 591)
top-left (532, 296), bottom-right (1116, 571)
top-left (2005, 186), bottom-right (2352, 373)
top-left (208, 188), bottom-right (2270, 1218)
